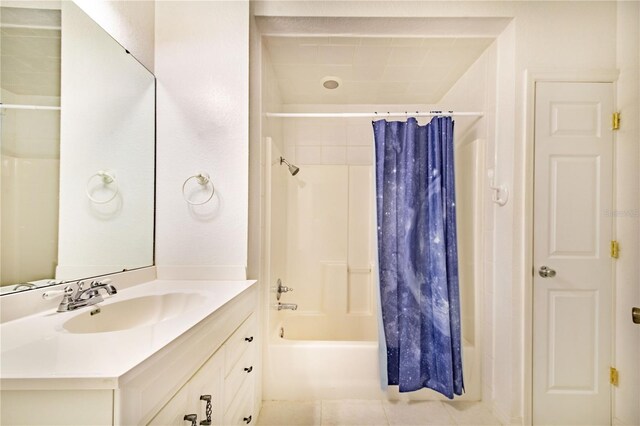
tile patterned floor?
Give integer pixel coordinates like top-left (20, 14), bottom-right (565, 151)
top-left (257, 400), bottom-right (503, 426)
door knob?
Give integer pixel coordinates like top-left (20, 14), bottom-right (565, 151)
top-left (538, 266), bottom-right (556, 278)
top-left (633, 307), bottom-right (640, 324)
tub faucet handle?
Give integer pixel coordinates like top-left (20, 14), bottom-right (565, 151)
top-left (276, 279), bottom-right (293, 300)
top-left (277, 278), bottom-right (293, 291)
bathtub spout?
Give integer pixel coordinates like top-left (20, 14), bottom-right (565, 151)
top-left (277, 302), bottom-right (298, 311)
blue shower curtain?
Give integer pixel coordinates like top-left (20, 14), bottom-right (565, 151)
top-left (373, 116), bottom-right (464, 399)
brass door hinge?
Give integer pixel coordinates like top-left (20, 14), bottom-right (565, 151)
top-left (612, 112), bottom-right (621, 130)
top-left (610, 367), bottom-right (619, 386)
top-left (611, 240), bottom-right (620, 259)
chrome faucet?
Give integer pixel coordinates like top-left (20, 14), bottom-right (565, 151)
top-left (43, 279), bottom-right (117, 312)
top-left (277, 302), bottom-right (298, 311)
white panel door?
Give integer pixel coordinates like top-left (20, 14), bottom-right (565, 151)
top-left (533, 82), bottom-right (613, 425)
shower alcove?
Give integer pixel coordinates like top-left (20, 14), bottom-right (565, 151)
top-left (256, 16), bottom-right (508, 402)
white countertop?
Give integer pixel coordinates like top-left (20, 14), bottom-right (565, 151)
top-left (0, 279), bottom-right (256, 389)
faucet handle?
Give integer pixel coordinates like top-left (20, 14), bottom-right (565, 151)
top-left (42, 285), bottom-right (74, 300)
top-left (276, 279), bottom-right (293, 292)
top-left (91, 278), bottom-right (112, 287)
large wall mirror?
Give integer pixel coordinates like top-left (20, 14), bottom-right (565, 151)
top-left (0, 1), bottom-right (155, 295)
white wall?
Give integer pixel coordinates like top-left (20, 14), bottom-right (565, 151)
top-left (155, 1), bottom-right (250, 280)
top-left (58, 1), bottom-right (155, 279)
top-left (254, 2), bottom-right (628, 423)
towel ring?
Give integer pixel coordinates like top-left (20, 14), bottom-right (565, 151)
top-left (86, 170), bottom-right (118, 204)
top-left (182, 172), bottom-right (214, 205)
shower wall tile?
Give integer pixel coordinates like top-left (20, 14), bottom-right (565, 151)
top-left (296, 146), bottom-right (322, 165)
top-left (321, 121), bottom-right (348, 145)
top-left (322, 262), bottom-right (348, 313)
top-left (283, 121), bottom-right (297, 147)
top-left (347, 147), bottom-right (372, 166)
top-left (348, 272), bottom-right (372, 315)
top-left (296, 122), bottom-right (325, 145)
top-left (286, 166), bottom-right (348, 312)
top-left (284, 146), bottom-right (296, 164)
top-left (347, 122), bottom-right (372, 146)
top-left (321, 146), bottom-right (347, 164)
top-left (348, 166), bottom-right (372, 267)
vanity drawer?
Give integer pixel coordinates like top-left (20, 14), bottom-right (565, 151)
top-left (147, 350), bottom-right (224, 426)
top-left (224, 343), bottom-right (255, 410)
top-left (223, 381), bottom-right (254, 426)
top-left (147, 384), bottom-right (190, 426)
top-left (224, 313), bottom-right (256, 376)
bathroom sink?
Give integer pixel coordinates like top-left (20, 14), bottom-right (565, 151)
top-left (62, 293), bottom-right (204, 334)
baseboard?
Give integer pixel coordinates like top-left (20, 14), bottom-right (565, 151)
top-left (156, 265), bottom-right (247, 280)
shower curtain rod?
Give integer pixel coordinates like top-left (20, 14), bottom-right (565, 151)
top-left (0, 104), bottom-right (61, 111)
top-left (266, 111), bottom-right (483, 118)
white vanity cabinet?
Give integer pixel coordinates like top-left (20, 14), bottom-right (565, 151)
top-left (148, 341), bottom-right (225, 426)
top-left (148, 313), bottom-right (257, 426)
top-left (0, 281), bottom-right (259, 426)
top-left (120, 285), bottom-right (259, 426)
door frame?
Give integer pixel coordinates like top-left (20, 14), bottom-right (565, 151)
top-left (523, 69), bottom-right (620, 425)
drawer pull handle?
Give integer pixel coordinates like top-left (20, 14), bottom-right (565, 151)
top-left (244, 336), bottom-right (254, 342)
top-left (184, 414), bottom-right (197, 426)
top-left (243, 415), bottom-right (252, 424)
top-left (244, 366), bottom-right (253, 373)
top-left (199, 395), bottom-right (212, 425)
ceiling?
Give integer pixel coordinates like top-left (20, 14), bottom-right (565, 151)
top-left (264, 36), bottom-right (493, 105)
top-left (1, 7), bottom-right (61, 97)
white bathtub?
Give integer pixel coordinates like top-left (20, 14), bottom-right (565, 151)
top-left (264, 316), bottom-right (481, 401)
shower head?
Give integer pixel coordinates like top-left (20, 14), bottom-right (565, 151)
top-left (280, 157), bottom-right (300, 176)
